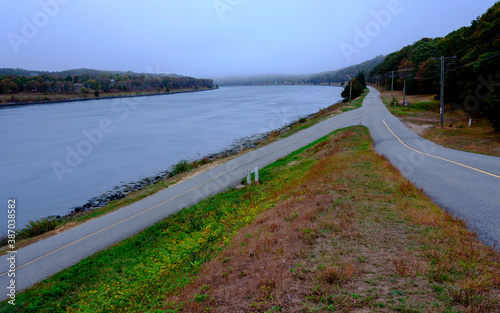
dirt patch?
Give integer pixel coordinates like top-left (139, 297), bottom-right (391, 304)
top-left (402, 121), bottom-right (434, 135)
top-left (379, 89), bottom-right (435, 104)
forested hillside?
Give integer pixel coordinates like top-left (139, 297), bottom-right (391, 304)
top-left (370, 2), bottom-right (500, 130)
top-left (307, 55), bottom-right (385, 84)
top-left (0, 68), bottom-right (214, 100)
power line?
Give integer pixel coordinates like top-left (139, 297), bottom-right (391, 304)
top-left (414, 75), bottom-right (440, 80)
top-left (441, 34), bottom-right (500, 61)
top-left (449, 50), bottom-right (500, 71)
top-left (418, 48), bottom-right (500, 80)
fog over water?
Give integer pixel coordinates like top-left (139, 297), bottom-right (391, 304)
top-left (0, 85), bottom-right (342, 232)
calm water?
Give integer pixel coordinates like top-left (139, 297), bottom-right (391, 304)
top-left (0, 85), bottom-right (342, 232)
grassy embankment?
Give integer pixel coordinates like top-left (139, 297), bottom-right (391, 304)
top-left (0, 90), bottom-right (367, 254)
top-left (375, 86), bottom-right (500, 157)
top-left (2, 123), bottom-right (498, 312)
top-left (0, 87), bottom-right (213, 105)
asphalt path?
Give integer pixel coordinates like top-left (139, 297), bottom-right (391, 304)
top-left (1, 87), bottom-right (499, 301)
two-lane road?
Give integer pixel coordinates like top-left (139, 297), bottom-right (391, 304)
top-left (1, 87), bottom-right (499, 301)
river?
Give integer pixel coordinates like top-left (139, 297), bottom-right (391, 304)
top-left (0, 85), bottom-right (342, 233)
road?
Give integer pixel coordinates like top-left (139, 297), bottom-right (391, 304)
top-left (362, 87), bottom-right (500, 247)
top-left (1, 87), bottom-right (499, 301)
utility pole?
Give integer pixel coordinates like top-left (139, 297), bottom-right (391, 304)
top-left (398, 69), bottom-right (413, 107)
top-left (390, 71), bottom-right (395, 97)
top-left (346, 74), bottom-right (352, 104)
top-left (430, 56), bottom-right (456, 127)
top-left (440, 56), bottom-right (444, 126)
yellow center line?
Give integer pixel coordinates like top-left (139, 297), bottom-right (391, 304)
top-left (383, 120), bottom-right (500, 179)
top-left (1, 111), bottom-right (359, 277)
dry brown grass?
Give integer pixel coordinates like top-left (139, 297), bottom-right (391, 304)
top-left (164, 183), bottom-right (333, 312)
top-left (162, 127), bottom-right (500, 312)
top-left (379, 88), bottom-right (436, 104)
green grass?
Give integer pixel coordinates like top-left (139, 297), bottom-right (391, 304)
top-left (410, 101), bottom-right (439, 111)
top-left (382, 96), bottom-right (439, 116)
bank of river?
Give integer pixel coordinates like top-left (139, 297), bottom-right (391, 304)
top-left (0, 85), bottom-right (342, 233)
top-left (0, 88), bottom-right (215, 108)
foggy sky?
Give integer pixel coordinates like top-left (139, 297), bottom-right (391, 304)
top-left (1, 0), bottom-right (497, 79)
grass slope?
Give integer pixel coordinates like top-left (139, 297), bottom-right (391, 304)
top-left (2, 126), bottom-right (498, 312)
top-left (163, 127), bottom-right (499, 312)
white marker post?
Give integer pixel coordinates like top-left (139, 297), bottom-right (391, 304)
top-left (245, 169), bottom-right (251, 185)
top-left (254, 167), bottom-right (259, 182)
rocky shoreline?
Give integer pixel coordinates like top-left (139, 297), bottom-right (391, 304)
top-left (57, 112), bottom-right (316, 220)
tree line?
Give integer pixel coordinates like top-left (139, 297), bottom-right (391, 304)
top-left (0, 68), bottom-right (215, 96)
top-left (369, 2), bottom-right (500, 130)
top-left (341, 71), bottom-right (367, 102)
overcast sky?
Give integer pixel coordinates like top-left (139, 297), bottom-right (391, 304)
top-left (1, 0), bottom-right (497, 79)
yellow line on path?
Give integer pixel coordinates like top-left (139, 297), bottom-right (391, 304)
top-left (382, 120), bottom-right (500, 179)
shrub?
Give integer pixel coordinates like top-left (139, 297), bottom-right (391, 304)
top-left (16, 217), bottom-right (59, 239)
top-left (412, 101), bottom-right (439, 111)
top-left (170, 159), bottom-right (192, 176)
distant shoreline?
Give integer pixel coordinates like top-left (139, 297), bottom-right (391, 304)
top-left (0, 88), bottom-right (217, 108)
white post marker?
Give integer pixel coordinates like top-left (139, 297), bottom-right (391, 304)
top-left (469, 118), bottom-right (472, 127)
top-left (254, 167), bottom-right (259, 182)
top-left (246, 169), bottom-right (251, 185)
